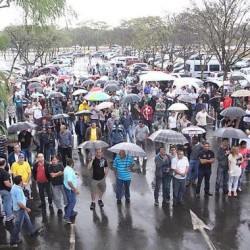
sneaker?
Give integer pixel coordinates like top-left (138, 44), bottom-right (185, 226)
top-left (57, 209), bottom-right (63, 215)
top-left (90, 202), bottom-right (96, 210)
top-left (154, 200), bottom-right (159, 206)
top-left (162, 198), bottom-right (170, 204)
top-left (195, 194), bottom-right (200, 198)
top-left (228, 191), bottom-right (232, 197)
top-left (31, 226), bottom-right (43, 237)
top-left (6, 215), bottom-right (15, 222)
top-left (70, 212), bottom-right (78, 221)
top-left (125, 199), bottom-right (130, 204)
top-left (98, 200), bottom-right (104, 207)
top-left (63, 219), bottom-right (72, 224)
top-left (134, 157), bottom-right (138, 161)
top-left (10, 239), bottom-right (22, 246)
top-left (204, 192), bottom-right (213, 196)
top-left (117, 200), bottom-right (122, 205)
top-left (233, 192), bottom-right (237, 197)
top-left (237, 187), bottom-right (242, 192)
top-left (144, 157), bottom-right (147, 160)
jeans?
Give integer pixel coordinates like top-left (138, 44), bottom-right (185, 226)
top-left (44, 147), bottom-right (56, 162)
top-left (63, 186), bottom-right (76, 220)
top-left (116, 178), bottom-right (131, 200)
top-left (186, 159), bottom-right (199, 185)
top-left (22, 148), bottom-right (32, 165)
top-left (126, 129), bottom-right (134, 143)
top-left (237, 168), bottom-right (244, 189)
top-left (196, 167), bottom-right (212, 194)
top-left (0, 189), bottom-right (12, 220)
top-left (10, 209), bottom-right (36, 243)
top-left (154, 175), bottom-right (172, 200)
top-left (228, 175), bottom-right (240, 192)
top-left (215, 165), bottom-right (229, 192)
top-left (37, 182), bottom-right (52, 205)
top-left (173, 177), bottom-right (186, 202)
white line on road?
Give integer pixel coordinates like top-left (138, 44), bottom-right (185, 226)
top-left (69, 223), bottom-right (76, 250)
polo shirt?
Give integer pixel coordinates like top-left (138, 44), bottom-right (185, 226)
top-left (171, 156), bottom-right (189, 179)
top-left (113, 155), bottom-right (134, 181)
top-left (90, 128), bottom-right (97, 141)
top-left (11, 184), bottom-right (26, 211)
top-left (11, 161), bottom-right (31, 183)
top-left (199, 150), bottom-right (215, 170)
top-left (64, 166), bottom-right (77, 190)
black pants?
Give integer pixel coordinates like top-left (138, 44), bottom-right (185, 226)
top-left (37, 182), bottom-right (52, 205)
top-left (196, 167), bottom-right (211, 194)
top-left (60, 147), bottom-right (72, 167)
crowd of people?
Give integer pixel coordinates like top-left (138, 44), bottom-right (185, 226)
top-left (1, 63), bottom-right (250, 246)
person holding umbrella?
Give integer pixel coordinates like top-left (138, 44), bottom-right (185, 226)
top-left (113, 150), bottom-right (135, 204)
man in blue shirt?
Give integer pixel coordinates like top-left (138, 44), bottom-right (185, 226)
top-left (10, 175), bottom-right (40, 246)
top-left (113, 150), bottom-right (134, 204)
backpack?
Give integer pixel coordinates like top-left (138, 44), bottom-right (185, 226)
top-left (111, 126), bottom-right (124, 144)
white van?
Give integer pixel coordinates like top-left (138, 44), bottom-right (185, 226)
top-left (186, 58), bottom-right (222, 78)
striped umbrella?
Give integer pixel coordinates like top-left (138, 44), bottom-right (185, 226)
top-left (182, 126), bottom-right (206, 135)
top-left (84, 91), bottom-right (111, 101)
top-left (148, 129), bottom-right (188, 144)
top-left (108, 142), bottom-right (146, 157)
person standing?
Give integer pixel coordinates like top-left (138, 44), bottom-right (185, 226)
top-left (10, 176), bottom-right (40, 246)
top-left (171, 150), bottom-right (189, 206)
top-left (141, 102), bottom-right (154, 132)
top-left (215, 138), bottom-right (230, 195)
top-left (75, 116), bottom-right (88, 145)
top-left (18, 130), bottom-right (33, 165)
top-left (168, 112), bottom-right (178, 131)
top-left (88, 148), bottom-right (109, 210)
top-left (63, 158), bottom-right (79, 224)
top-left (228, 146), bottom-right (243, 197)
top-left (113, 150), bottom-right (134, 204)
top-left (32, 153), bottom-right (53, 208)
top-left (119, 110), bottom-right (134, 143)
top-left (154, 146), bottom-right (172, 206)
top-left (134, 120), bottom-right (149, 160)
top-left (0, 158), bottom-right (13, 222)
top-left (186, 136), bottom-right (203, 186)
top-left (195, 142), bottom-right (215, 197)
top-left (49, 156), bottom-right (66, 215)
top-left (85, 121), bottom-right (102, 141)
top-left (155, 98), bottom-right (166, 120)
top-left (42, 126), bottom-right (56, 163)
top-left (58, 125), bottom-right (73, 167)
top-left (237, 141), bottom-right (248, 192)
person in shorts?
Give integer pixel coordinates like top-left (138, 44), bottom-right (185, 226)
top-left (88, 148), bottom-right (109, 210)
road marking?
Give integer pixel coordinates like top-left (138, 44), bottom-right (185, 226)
top-left (190, 210), bottom-right (216, 250)
top-left (69, 223), bottom-right (76, 250)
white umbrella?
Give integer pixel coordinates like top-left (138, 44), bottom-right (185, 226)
top-left (108, 142), bottom-right (146, 157)
top-left (78, 140), bottom-right (109, 149)
top-left (72, 89), bottom-right (88, 96)
top-left (231, 89), bottom-right (250, 97)
top-left (31, 93), bottom-right (44, 98)
top-left (182, 126), bottom-right (206, 135)
top-left (96, 101), bottom-right (114, 110)
top-left (168, 103), bottom-right (188, 111)
top-left (139, 71), bottom-right (175, 82)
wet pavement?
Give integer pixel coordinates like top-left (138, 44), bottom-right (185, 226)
top-left (1, 58), bottom-right (250, 249)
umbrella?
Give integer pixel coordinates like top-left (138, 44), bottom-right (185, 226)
top-left (108, 142), bottom-right (146, 157)
top-left (28, 82), bottom-right (41, 89)
top-left (182, 126), bottom-right (206, 135)
top-left (104, 80), bottom-right (120, 86)
top-left (8, 122), bottom-right (37, 133)
top-left (31, 92), bottom-right (44, 98)
top-left (72, 89), bottom-right (88, 96)
top-left (96, 101), bottom-right (114, 110)
top-left (82, 79), bottom-right (95, 87)
top-left (27, 75), bottom-right (46, 82)
top-left (220, 107), bottom-right (246, 117)
top-left (231, 89), bottom-right (250, 97)
top-left (74, 110), bottom-right (93, 116)
top-left (51, 114), bottom-right (69, 120)
top-left (177, 95), bottom-right (194, 104)
top-left (148, 129), bottom-right (188, 144)
top-left (89, 87), bottom-right (103, 92)
top-left (84, 91), bottom-right (111, 101)
top-left (213, 128), bottom-right (248, 139)
top-left (46, 91), bottom-right (65, 99)
top-left (58, 75), bottom-right (70, 81)
top-left (79, 75), bottom-right (90, 82)
top-left (103, 84), bottom-right (119, 92)
top-left (208, 96), bottom-right (222, 103)
top-left (120, 94), bottom-right (141, 104)
top-left (78, 140), bottom-right (109, 149)
top-left (95, 79), bottom-right (107, 87)
top-left (168, 103), bottom-right (188, 111)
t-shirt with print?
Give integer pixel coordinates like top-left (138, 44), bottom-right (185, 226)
top-left (199, 150), bottom-right (215, 170)
top-left (48, 163), bottom-right (64, 186)
top-left (0, 168), bottom-right (11, 191)
top-left (92, 157), bottom-right (108, 181)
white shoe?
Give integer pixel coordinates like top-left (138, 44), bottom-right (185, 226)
top-left (144, 157), bottom-right (147, 160)
top-left (134, 157), bottom-right (138, 161)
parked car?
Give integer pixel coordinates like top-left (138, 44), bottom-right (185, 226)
top-left (233, 58), bottom-right (250, 69)
top-left (73, 51), bottom-right (84, 57)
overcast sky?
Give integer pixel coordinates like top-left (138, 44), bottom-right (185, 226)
top-left (0, 0), bottom-right (188, 30)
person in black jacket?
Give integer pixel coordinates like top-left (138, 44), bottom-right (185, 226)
top-left (42, 127), bottom-right (56, 162)
top-left (75, 116), bottom-right (88, 145)
top-left (32, 153), bottom-right (52, 208)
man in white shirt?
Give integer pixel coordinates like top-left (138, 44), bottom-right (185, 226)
top-left (168, 112), bottom-right (178, 131)
top-left (195, 106), bottom-right (215, 140)
top-left (171, 150), bottom-right (189, 206)
top-left (32, 102), bottom-right (43, 121)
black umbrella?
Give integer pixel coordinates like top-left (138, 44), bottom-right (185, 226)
top-left (104, 80), bottom-right (120, 86)
top-left (103, 84), bottom-right (119, 92)
top-left (213, 128), bottom-right (248, 139)
top-left (8, 122), bottom-right (37, 133)
top-left (51, 114), bottom-right (69, 120)
top-left (28, 82), bottom-right (41, 89)
top-left (82, 79), bottom-right (95, 87)
top-left (46, 91), bottom-right (65, 99)
top-left (220, 107), bottom-right (246, 117)
top-left (95, 79), bottom-right (108, 87)
top-left (74, 110), bottom-right (93, 116)
top-left (120, 94), bottom-right (141, 104)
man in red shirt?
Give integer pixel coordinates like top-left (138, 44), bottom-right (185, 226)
top-left (32, 153), bottom-right (52, 208)
top-left (141, 102), bottom-right (154, 131)
top-left (223, 94), bottom-right (232, 108)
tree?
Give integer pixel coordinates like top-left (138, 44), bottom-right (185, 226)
top-left (189, 0), bottom-right (250, 79)
top-left (0, 0), bottom-right (72, 25)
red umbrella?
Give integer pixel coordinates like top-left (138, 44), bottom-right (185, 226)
top-left (89, 87), bottom-right (103, 92)
top-left (58, 75), bottom-right (70, 81)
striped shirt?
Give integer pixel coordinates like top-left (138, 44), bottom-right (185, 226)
top-left (113, 155), bottom-right (134, 181)
top-left (0, 135), bottom-right (6, 154)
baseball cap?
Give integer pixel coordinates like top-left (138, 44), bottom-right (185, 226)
top-left (18, 153), bottom-right (25, 158)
